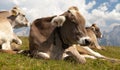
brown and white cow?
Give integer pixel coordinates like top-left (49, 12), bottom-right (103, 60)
top-left (76, 24), bottom-right (119, 61)
top-left (28, 6), bottom-right (91, 64)
top-left (0, 6), bottom-right (29, 53)
top-left (86, 24), bottom-right (106, 50)
top-left (85, 24), bottom-right (102, 49)
top-left (76, 23), bottom-right (104, 55)
top-left (76, 24), bottom-right (102, 57)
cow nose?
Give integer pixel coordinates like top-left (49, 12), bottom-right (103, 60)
top-left (84, 39), bottom-right (91, 46)
top-left (78, 36), bottom-right (91, 46)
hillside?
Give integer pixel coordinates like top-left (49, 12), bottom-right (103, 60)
top-left (0, 37), bottom-right (120, 70)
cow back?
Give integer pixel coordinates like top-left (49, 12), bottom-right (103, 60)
top-left (0, 17), bottom-right (13, 34)
top-left (29, 16), bottom-right (58, 52)
top-left (0, 11), bottom-right (10, 18)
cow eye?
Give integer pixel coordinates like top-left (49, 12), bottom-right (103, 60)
top-left (18, 13), bottom-right (20, 15)
top-left (67, 10), bottom-right (71, 13)
top-left (22, 15), bottom-right (25, 17)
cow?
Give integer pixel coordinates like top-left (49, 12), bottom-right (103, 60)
top-left (87, 24), bottom-right (106, 50)
top-left (77, 24), bottom-right (103, 50)
top-left (75, 24), bottom-right (119, 62)
top-left (0, 6), bottom-right (29, 54)
top-left (76, 23), bottom-right (104, 55)
top-left (28, 6), bottom-right (92, 64)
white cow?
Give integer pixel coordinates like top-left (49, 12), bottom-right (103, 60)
top-left (0, 6), bottom-right (29, 52)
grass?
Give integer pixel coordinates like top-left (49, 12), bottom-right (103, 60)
top-left (0, 37), bottom-right (120, 70)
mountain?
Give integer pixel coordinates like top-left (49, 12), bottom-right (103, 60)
top-left (100, 25), bottom-right (120, 46)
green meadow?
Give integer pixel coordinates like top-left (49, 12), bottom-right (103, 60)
top-left (0, 37), bottom-right (120, 70)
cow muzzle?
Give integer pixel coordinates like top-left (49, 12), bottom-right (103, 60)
top-left (78, 36), bottom-right (91, 46)
top-left (24, 22), bottom-right (30, 27)
top-left (26, 22), bottom-right (30, 27)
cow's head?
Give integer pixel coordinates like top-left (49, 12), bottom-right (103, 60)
top-left (10, 6), bottom-right (29, 28)
top-left (90, 24), bottom-right (102, 38)
top-left (51, 6), bottom-right (91, 46)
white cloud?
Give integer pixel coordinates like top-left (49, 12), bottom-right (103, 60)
top-left (95, 19), bottom-right (106, 27)
top-left (109, 23), bottom-right (120, 29)
top-left (11, 0), bottom-right (87, 22)
top-left (98, 2), bottom-right (108, 11)
top-left (105, 10), bottom-right (120, 21)
top-left (12, 0), bottom-right (26, 5)
top-left (1, 0), bottom-right (120, 32)
top-left (115, 4), bottom-right (120, 12)
top-left (86, 3), bottom-right (120, 24)
top-left (105, 4), bottom-right (120, 21)
top-left (83, 2), bottom-right (120, 32)
top-left (92, 9), bottom-right (105, 18)
top-left (0, 0), bottom-right (15, 10)
top-left (12, 0), bottom-right (20, 5)
top-left (85, 1), bottom-right (96, 10)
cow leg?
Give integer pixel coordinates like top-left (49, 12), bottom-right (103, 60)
top-left (32, 51), bottom-right (50, 60)
top-left (94, 41), bottom-right (102, 50)
top-left (83, 47), bottom-right (120, 62)
top-left (0, 49), bottom-right (17, 54)
top-left (81, 54), bottom-right (97, 59)
top-left (2, 41), bottom-right (11, 50)
top-left (64, 45), bottom-right (86, 64)
top-left (83, 47), bottom-right (105, 58)
top-left (12, 33), bottom-right (22, 45)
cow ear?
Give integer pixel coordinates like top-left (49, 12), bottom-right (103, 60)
top-left (11, 8), bottom-right (19, 16)
top-left (51, 16), bottom-right (66, 27)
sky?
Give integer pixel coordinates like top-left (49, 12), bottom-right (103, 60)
top-left (0, 0), bottom-right (120, 32)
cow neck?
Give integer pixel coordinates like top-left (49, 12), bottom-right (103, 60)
top-left (7, 15), bottom-right (17, 28)
top-left (54, 27), bottom-right (70, 49)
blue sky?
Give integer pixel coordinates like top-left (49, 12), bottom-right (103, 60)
top-left (0, 0), bottom-right (120, 32)
top-left (86, 0), bottom-right (118, 12)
